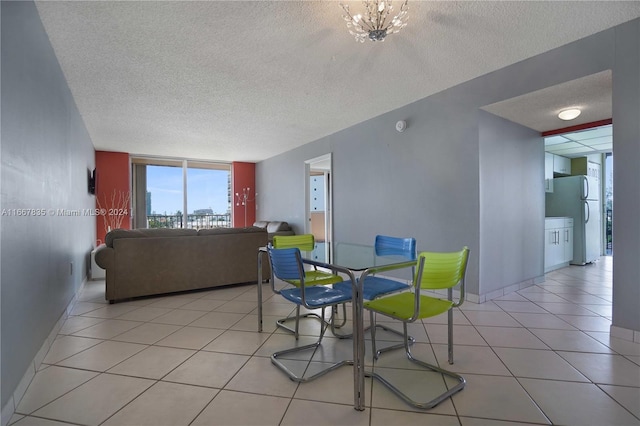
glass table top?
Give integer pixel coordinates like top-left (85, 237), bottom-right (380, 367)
top-left (322, 242), bottom-right (416, 271)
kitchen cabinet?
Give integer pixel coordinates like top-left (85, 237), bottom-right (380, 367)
top-left (563, 224), bottom-right (573, 264)
top-left (545, 217), bottom-right (574, 272)
top-left (553, 154), bottom-right (571, 176)
top-left (545, 152), bottom-right (554, 192)
top-left (572, 157), bottom-right (601, 181)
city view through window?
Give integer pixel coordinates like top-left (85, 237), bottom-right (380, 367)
top-left (145, 164), bottom-right (231, 229)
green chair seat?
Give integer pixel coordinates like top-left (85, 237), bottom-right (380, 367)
top-left (364, 292), bottom-right (454, 321)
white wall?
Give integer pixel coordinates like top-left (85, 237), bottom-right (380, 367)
top-left (611, 19), bottom-right (640, 334)
top-left (479, 111), bottom-right (545, 297)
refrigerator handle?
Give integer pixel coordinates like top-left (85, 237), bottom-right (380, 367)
top-left (584, 201), bottom-right (590, 223)
top-left (584, 176), bottom-right (589, 200)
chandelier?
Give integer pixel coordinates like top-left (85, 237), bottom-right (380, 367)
top-left (340, 1), bottom-right (409, 43)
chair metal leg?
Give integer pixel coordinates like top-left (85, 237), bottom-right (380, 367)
top-left (368, 321), bottom-right (465, 409)
top-left (447, 308), bottom-right (454, 364)
top-left (276, 306), bottom-right (327, 340)
top-left (331, 303), bottom-right (348, 329)
top-left (276, 302), bottom-right (347, 340)
top-left (369, 310), bottom-right (378, 358)
top-left (271, 307), bottom-right (351, 382)
top-left (447, 288), bottom-right (454, 364)
top-left (329, 305), bottom-right (364, 339)
top-left (369, 311), bottom-right (415, 360)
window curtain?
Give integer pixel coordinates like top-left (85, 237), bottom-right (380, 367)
top-left (133, 164), bottom-right (147, 228)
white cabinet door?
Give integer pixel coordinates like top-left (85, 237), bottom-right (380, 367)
top-left (545, 152), bottom-right (554, 192)
top-left (553, 155), bottom-right (571, 176)
top-left (545, 218), bottom-right (573, 272)
top-left (563, 224), bottom-right (574, 263)
top-left (545, 228), bottom-right (559, 270)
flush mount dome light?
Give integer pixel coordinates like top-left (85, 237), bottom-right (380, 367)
top-left (558, 108), bottom-right (581, 121)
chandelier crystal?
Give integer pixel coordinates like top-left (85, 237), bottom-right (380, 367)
top-left (340, 1), bottom-right (409, 43)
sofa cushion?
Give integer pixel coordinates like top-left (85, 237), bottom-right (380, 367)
top-left (266, 221), bottom-right (291, 233)
top-left (253, 221), bottom-right (269, 229)
top-left (105, 228), bottom-right (197, 247)
top-left (198, 227), bottom-right (266, 236)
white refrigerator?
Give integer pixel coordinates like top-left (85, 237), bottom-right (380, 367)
top-left (546, 175), bottom-right (601, 265)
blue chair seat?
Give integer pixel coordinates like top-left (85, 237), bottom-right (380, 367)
top-left (333, 276), bottom-right (409, 301)
top-left (280, 286), bottom-right (352, 308)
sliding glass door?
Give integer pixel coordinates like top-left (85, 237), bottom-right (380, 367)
top-left (132, 158), bottom-right (231, 229)
top-left (146, 164), bottom-right (183, 228)
top-left (186, 164), bottom-right (231, 228)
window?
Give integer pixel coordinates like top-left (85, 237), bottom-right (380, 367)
top-left (132, 158), bottom-right (231, 229)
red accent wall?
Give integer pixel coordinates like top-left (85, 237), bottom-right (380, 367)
top-left (95, 151), bottom-right (131, 244)
top-left (541, 119), bottom-right (612, 136)
top-left (232, 162), bottom-right (256, 227)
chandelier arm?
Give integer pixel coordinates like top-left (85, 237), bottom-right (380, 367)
top-left (379, 1), bottom-right (392, 29)
top-left (340, 0), bottom-right (409, 42)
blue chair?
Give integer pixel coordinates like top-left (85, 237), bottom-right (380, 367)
top-left (332, 235), bottom-right (416, 352)
top-left (334, 235), bottom-right (415, 299)
top-left (267, 246), bottom-right (352, 382)
top-left (271, 234), bottom-right (344, 339)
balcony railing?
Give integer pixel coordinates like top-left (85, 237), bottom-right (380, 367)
top-left (147, 213), bottom-right (231, 229)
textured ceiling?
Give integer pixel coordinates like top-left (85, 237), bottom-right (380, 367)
top-left (35, 1), bottom-right (640, 162)
top-left (482, 71), bottom-right (613, 132)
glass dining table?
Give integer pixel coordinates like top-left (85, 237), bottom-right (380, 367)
top-left (256, 242), bottom-right (416, 411)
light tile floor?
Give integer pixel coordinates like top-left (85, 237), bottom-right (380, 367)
top-left (9, 256), bottom-right (640, 426)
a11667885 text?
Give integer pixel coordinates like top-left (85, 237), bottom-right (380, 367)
top-left (1, 208), bottom-right (129, 217)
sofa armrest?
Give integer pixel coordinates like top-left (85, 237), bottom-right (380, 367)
top-left (94, 245), bottom-right (114, 270)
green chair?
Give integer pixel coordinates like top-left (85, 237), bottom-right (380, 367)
top-left (364, 247), bottom-right (470, 409)
top-left (271, 234), bottom-right (343, 339)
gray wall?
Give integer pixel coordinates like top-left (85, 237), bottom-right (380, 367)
top-left (1, 1), bottom-right (95, 408)
top-left (612, 19), bottom-right (640, 333)
top-left (257, 17), bottom-right (640, 318)
top-left (478, 111), bottom-right (544, 295)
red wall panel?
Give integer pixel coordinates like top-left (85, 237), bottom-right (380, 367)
top-left (95, 151), bottom-right (131, 244)
top-left (232, 162), bottom-right (256, 227)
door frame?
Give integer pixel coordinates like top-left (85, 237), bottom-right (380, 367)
top-left (305, 153), bottom-right (333, 262)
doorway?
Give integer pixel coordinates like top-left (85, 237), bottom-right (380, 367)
top-left (305, 154), bottom-right (332, 262)
top-left (544, 123), bottom-right (613, 259)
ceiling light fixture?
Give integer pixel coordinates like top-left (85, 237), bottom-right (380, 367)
top-left (558, 108), bottom-right (582, 121)
top-left (340, 1), bottom-right (409, 43)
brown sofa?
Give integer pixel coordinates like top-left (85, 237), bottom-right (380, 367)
top-left (95, 227), bottom-right (269, 303)
top-left (252, 220), bottom-right (295, 242)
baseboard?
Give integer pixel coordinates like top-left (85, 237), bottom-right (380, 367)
top-left (375, 274), bottom-right (545, 306)
top-left (610, 325), bottom-right (640, 343)
top-left (1, 276), bottom-right (88, 426)
top-left (466, 276), bottom-right (543, 304)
